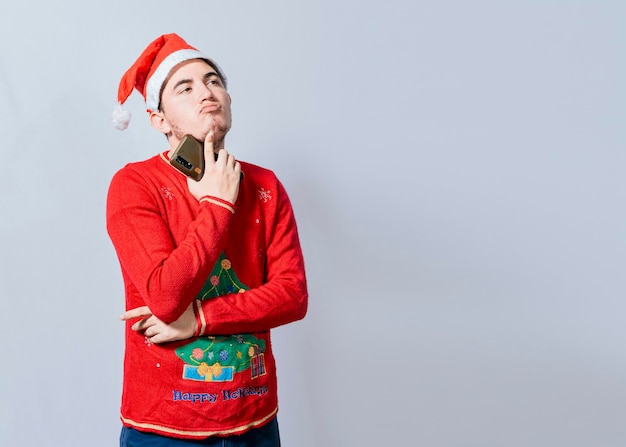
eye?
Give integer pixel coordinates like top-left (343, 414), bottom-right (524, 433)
top-left (206, 77), bottom-right (223, 87)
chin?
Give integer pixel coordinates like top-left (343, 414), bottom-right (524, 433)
top-left (203, 123), bottom-right (231, 139)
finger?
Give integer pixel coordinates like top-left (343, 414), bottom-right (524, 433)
top-left (148, 333), bottom-right (164, 344)
top-left (203, 130), bottom-right (216, 165)
top-left (143, 325), bottom-right (157, 337)
top-left (227, 153), bottom-right (236, 167)
top-left (215, 148), bottom-right (229, 165)
top-left (120, 306), bottom-right (152, 321)
top-left (132, 317), bottom-right (156, 332)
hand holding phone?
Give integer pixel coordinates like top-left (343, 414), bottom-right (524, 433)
top-left (170, 134), bottom-right (241, 181)
top-left (177, 132), bottom-right (243, 205)
top-left (169, 135), bottom-right (213, 181)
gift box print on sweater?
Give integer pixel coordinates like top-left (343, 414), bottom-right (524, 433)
top-left (174, 253), bottom-right (267, 382)
top-left (176, 335), bottom-right (266, 382)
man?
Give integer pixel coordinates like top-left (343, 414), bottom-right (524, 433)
top-left (106, 33), bottom-right (308, 446)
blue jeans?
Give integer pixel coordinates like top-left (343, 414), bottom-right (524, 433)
top-left (120, 417), bottom-right (280, 447)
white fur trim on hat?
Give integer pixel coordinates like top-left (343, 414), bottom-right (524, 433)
top-left (145, 48), bottom-right (207, 112)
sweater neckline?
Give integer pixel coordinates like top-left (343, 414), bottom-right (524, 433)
top-left (159, 151), bottom-right (188, 177)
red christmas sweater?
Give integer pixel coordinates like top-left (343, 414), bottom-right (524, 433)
top-left (106, 151), bottom-right (308, 439)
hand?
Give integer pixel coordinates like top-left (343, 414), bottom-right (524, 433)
top-left (187, 130), bottom-right (241, 204)
top-left (120, 303), bottom-right (197, 344)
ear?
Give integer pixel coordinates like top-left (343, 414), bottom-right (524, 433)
top-left (149, 110), bottom-right (171, 135)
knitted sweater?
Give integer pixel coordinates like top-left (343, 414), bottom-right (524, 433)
top-left (106, 151), bottom-right (308, 439)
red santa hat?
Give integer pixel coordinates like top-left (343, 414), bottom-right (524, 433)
top-left (112, 33), bottom-right (226, 130)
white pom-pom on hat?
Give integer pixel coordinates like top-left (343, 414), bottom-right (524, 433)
top-left (112, 104), bottom-right (132, 131)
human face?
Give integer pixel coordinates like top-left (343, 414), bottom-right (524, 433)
top-left (153, 59), bottom-right (231, 147)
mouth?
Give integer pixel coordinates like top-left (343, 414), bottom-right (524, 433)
top-left (200, 103), bottom-right (222, 113)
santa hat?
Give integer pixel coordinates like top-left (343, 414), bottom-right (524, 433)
top-left (112, 33), bottom-right (226, 130)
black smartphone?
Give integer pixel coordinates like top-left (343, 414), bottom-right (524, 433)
top-left (169, 134), bottom-right (241, 181)
top-left (170, 135), bottom-right (205, 181)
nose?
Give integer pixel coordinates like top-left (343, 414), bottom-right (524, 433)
top-left (198, 81), bottom-right (215, 101)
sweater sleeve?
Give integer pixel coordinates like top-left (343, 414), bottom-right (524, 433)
top-left (106, 166), bottom-right (234, 323)
top-left (194, 179), bottom-right (308, 335)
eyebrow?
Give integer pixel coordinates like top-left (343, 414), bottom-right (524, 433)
top-left (171, 71), bottom-right (220, 91)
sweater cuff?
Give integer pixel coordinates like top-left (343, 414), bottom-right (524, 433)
top-left (193, 300), bottom-right (207, 337)
top-left (199, 195), bottom-right (236, 214)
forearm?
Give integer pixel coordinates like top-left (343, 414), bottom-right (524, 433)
top-left (194, 269), bottom-right (308, 335)
top-left (194, 182), bottom-right (308, 335)
top-left (107, 170), bottom-right (235, 322)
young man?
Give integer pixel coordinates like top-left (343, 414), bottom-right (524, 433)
top-left (106, 33), bottom-right (308, 446)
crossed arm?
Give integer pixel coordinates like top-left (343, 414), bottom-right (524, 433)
top-left (109, 168), bottom-right (307, 344)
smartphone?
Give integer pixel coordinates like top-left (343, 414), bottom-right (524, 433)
top-left (170, 135), bottom-right (205, 181)
top-left (169, 134), bottom-right (241, 181)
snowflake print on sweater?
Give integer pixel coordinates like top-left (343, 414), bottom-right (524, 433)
top-left (258, 187), bottom-right (272, 203)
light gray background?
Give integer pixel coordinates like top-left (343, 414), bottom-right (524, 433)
top-left (1, 1), bottom-right (624, 446)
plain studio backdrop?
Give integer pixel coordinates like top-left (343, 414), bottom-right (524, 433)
top-left (0, 1), bottom-right (624, 446)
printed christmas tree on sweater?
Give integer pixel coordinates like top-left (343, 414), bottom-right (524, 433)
top-left (174, 253), bottom-right (265, 382)
top-left (198, 252), bottom-right (249, 299)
